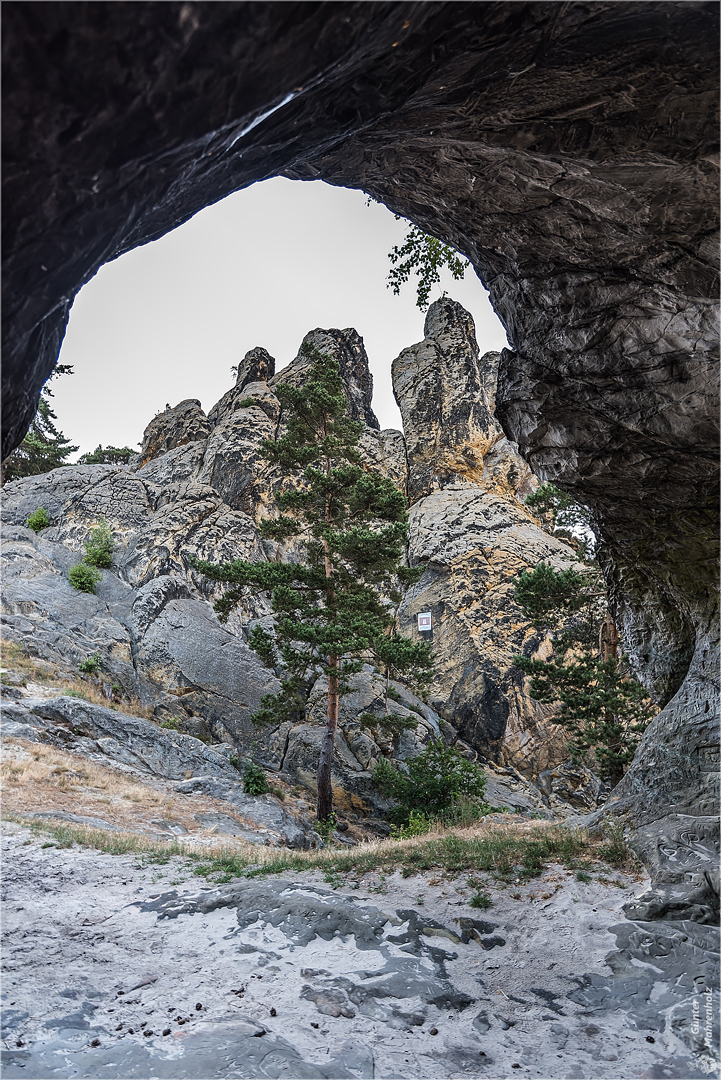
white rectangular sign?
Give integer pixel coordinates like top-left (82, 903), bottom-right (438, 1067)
top-left (417, 612), bottom-right (432, 631)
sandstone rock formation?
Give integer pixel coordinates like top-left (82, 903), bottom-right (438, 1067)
top-left (394, 299), bottom-right (575, 774)
top-left (4, 3), bottom-right (716, 922)
top-left (2, 304), bottom-right (586, 824)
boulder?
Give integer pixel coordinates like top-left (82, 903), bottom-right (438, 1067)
top-left (172, 776), bottom-right (317, 849)
top-left (139, 399), bottom-right (212, 466)
top-left (5, 695), bottom-right (240, 782)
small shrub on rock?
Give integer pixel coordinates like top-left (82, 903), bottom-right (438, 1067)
top-left (26, 507), bottom-right (51, 532)
top-left (159, 716), bottom-right (183, 731)
top-left (83, 519), bottom-right (114, 568)
top-left (240, 758), bottom-right (269, 796)
top-left (69, 563), bottom-right (102, 593)
top-left (78, 653), bottom-right (102, 674)
top-left (313, 813), bottom-right (337, 845)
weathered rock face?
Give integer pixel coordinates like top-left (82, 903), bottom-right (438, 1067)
top-left (139, 400), bottom-right (211, 466)
top-left (394, 300), bottom-right (574, 773)
top-left (2, 2), bottom-right (718, 917)
top-left (269, 328), bottom-right (380, 430)
top-left (1, 306), bottom-right (579, 816)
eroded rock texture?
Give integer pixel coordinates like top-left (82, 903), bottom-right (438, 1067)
top-left (394, 299), bottom-right (574, 775)
top-left (2, 306), bottom-right (586, 823)
top-left (2, 2), bottom-right (718, 916)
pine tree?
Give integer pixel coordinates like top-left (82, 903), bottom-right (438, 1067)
top-left (513, 560), bottom-right (657, 786)
top-left (77, 445), bottom-right (136, 466)
top-left (192, 342), bottom-right (433, 823)
top-left (2, 365), bottom-right (78, 482)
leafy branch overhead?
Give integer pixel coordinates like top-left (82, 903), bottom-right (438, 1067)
top-left (387, 223), bottom-right (470, 310)
top-left (367, 195), bottom-right (469, 311)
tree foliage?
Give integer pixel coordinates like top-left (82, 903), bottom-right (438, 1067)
top-left (514, 560), bottom-right (657, 786)
top-left (83, 519), bottom-right (114, 569)
top-left (192, 341), bottom-right (433, 822)
top-left (2, 365), bottom-right (78, 482)
top-left (373, 741), bottom-right (487, 820)
top-left (386, 221), bottom-right (469, 310)
top-left (77, 445), bottom-right (136, 466)
top-left (525, 482), bottom-right (595, 557)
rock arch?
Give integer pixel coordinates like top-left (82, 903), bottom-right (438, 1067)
top-left (2, 1), bottom-right (718, 916)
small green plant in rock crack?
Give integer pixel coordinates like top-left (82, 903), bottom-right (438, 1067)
top-left (159, 716), bottom-right (183, 731)
top-left (239, 758), bottom-right (269, 796)
top-left (83, 518), bottom-right (114, 569)
top-left (69, 562), bottom-right (102, 593)
top-left (26, 507), bottom-right (51, 532)
top-left (78, 653), bottom-right (102, 674)
top-left (575, 870), bottom-right (593, 883)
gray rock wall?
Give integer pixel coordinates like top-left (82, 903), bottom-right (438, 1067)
top-left (393, 300), bottom-right (575, 773)
top-left (1, 305), bottom-right (573, 800)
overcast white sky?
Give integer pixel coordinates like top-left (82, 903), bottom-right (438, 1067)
top-left (52, 178), bottom-right (509, 456)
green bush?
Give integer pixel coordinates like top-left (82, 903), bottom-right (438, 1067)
top-left (83, 519), bottom-right (114, 568)
top-left (159, 716), bottom-right (183, 731)
top-left (390, 809), bottom-right (432, 839)
top-left (373, 741), bottom-right (487, 819)
top-left (78, 653), bottom-right (102, 674)
top-left (26, 507), bottom-right (51, 533)
top-left (313, 813), bottom-right (337, 844)
top-left (69, 563), bottom-right (102, 593)
top-left (240, 758), bottom-right (269, 796)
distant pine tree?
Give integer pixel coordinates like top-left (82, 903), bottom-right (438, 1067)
top-left (77, 445), bottom-right (136, 466)
top-left (2, 365), bottom-right (78, 483)
top-left (514, 557), bottom-right (658, 786)
top-left (192, 341), bottom-right (433, 824)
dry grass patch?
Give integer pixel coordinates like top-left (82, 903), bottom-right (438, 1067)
top-left (1, 639), bottom-right (155, 719)
top-left (1, 738), bottom-right (296, 847)
top-left (3, 807), bottom-right (639, 895)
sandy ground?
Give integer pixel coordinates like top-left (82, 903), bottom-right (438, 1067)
top-left (1, 821), bottom-right (712, 1080)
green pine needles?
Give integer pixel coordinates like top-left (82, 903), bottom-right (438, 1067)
top-left (192, 342), bottom-right (433, 823)
top-left (26, 507), bottom-right (51, 533)
top-left (514, 560), bottom-right (658, 786)
top-left (83, 519), bottom-right (114, 568)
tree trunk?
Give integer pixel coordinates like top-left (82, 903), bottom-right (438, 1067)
top-left (600, 614), bottom-right (619, 662)
top-left (317, 654), bottom-right (338, 822)
top-left (317, 522), bottom-right (337, 824)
